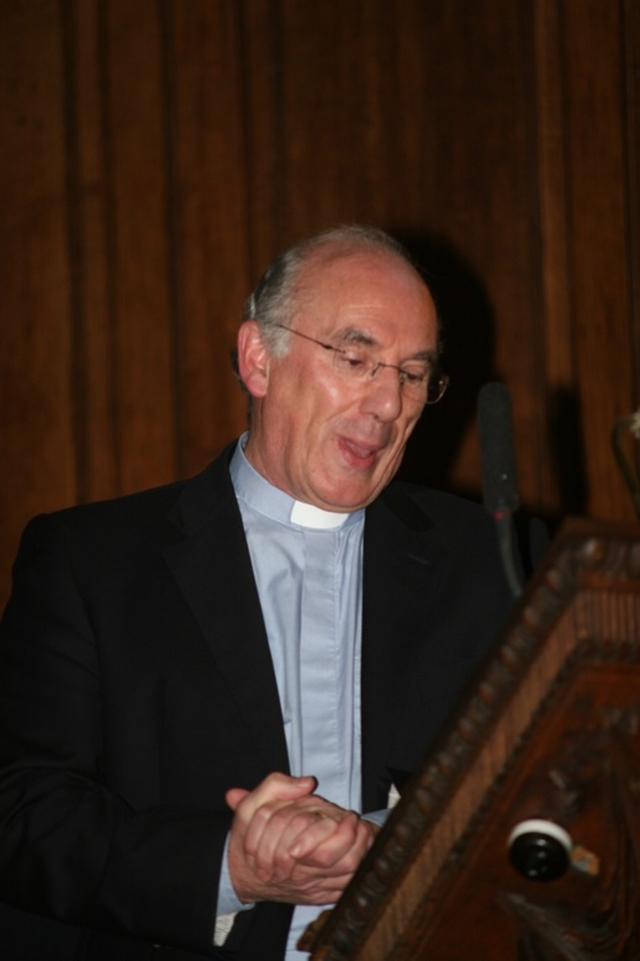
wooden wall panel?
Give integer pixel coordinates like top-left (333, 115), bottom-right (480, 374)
top-left (534, 0), bottom-right (638, 521)
top-left (168, 0), bottom-right (252, 475)
top-left (562, 0), bottom-right (637, 521)
top-left (100, 0), bottom-right (178, 492)
top-left (1, 0), bottom-right (638, 610)
top-left (626, 0), bottom-right (640, 377)
top-left (237, 1), bottom-right (551, 509)
top-left (0, 1), bottom-right (77, 602)
top-left (62, 0), bottom-right (180, 501)
top-left (236, 1), bottom-right (288, 272)
top-left (65, 0), bottom-right (118, 503)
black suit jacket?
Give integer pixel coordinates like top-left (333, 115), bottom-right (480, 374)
top-left (0, 442), bottom-right (514, 960)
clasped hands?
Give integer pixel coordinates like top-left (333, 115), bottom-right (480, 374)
top-left (226, 772), bottom-right (378, 906)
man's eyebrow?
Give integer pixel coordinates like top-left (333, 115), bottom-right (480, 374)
top-left (412, 349), bottom-right (439, 365)
top-left (336, 328), bottom-right (438, 365)
top-left (335, 327), bottom-right (377, 347)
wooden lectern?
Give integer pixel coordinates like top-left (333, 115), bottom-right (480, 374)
top-left (301, 520), bottom-right (640, 960)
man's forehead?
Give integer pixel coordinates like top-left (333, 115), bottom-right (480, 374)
top-left (296, 249), bottom-right (435, 335)
top-left (302, 243), bottom-right (417, 282)
top-left (296, 247), bottom-right (433, 316)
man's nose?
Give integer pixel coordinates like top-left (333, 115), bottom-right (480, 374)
top-left (360, 366), bottom-right (403, 420)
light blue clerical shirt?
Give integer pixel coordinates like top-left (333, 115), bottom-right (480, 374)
top-left (225, 435), bottom-right (366, 959)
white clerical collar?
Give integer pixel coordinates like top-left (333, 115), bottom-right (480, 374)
top-left (230, 433), bottom-right (359, 531)
top-left (289, 500), bottom-right (349, 529)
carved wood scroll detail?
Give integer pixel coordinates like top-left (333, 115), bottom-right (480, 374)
top-left (301, 521), bottom-right (640, 961)
top-left (502, 723), bottom-right (640, 959)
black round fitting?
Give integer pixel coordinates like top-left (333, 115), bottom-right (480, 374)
top-left (508, 819), bottom-right (572, 882)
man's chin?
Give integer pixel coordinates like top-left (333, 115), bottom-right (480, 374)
top-left (314, 479), bottom-right (385, 513)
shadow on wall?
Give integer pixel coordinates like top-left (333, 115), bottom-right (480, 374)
top-left (391, 229), bottom-right (499, 497)
top-left (547, 386), bottom-right (588, 518)
top-left (389, 229), bottom-right (589, 525)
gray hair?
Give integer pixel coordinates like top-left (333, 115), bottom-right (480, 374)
top-left (242, 224), bottom-right (418, 357)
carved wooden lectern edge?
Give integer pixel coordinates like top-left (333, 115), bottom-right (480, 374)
top-left (302, 519), bottom-right (640, 961)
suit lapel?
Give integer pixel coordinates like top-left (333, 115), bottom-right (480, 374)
top-left (161, 449), bottom-right (444, 809)
top-left (361, 484), bottom-right (444, 810)
top-left (162, 446), bottom-right (289, 775)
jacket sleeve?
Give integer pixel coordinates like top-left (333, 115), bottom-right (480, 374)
top-left (0, 514), bottom-right (229, 955)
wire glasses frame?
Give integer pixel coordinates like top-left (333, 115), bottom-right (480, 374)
top-left (275, 323), bottom-right (449, 404)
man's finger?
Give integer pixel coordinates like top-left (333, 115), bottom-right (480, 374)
top-left (225, 773), bottom-right (316, 816)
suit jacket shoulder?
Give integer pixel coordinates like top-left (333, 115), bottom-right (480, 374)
top-left (0, 441), bottom-right (291, 958)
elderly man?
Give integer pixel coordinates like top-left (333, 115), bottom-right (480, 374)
top-left (0, 226), bottom-right (515, 960)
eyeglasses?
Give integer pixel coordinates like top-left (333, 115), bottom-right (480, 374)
top-left (275, 324), bottom-right (449, 404)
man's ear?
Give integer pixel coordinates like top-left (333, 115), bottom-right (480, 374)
top-left (236, 320), bottom-right (270, 398)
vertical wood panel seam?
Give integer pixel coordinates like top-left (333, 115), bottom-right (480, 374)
top-left (236, 2), bottom-right (259, 285)
top-left (237, 0), bottom-right (287, 283)
top-left (621, 0), bottom-right (640, 408)
top-left (518, 0), bottom-right (549, 508)
top-left (531, 0), bottom-right (576, 510)
top-left (159, 0), bottom-right (183, 480)
top-left (555, 0), bottom-right (578, 387)
top-left (60, 0), bottom-right (84, 505)
top-left (554, 0), bottom-right (583, 513)
top-left (271, 0), bottom-right (287, 250)
top-left (558, 0), bottom-right (633, 517)
top-left (97, 0), bottom-right (123, 496)
top-left (237, 0), bottom-right (288, 278)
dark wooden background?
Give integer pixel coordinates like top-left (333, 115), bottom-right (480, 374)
top-left (1, 0), bottom-right (638, 609)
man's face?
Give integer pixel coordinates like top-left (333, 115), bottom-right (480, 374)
top-left (240, 248), bottom-right (439, 511)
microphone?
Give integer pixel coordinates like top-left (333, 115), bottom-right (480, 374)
top-left (478, 382), bottom-right (523, 598)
